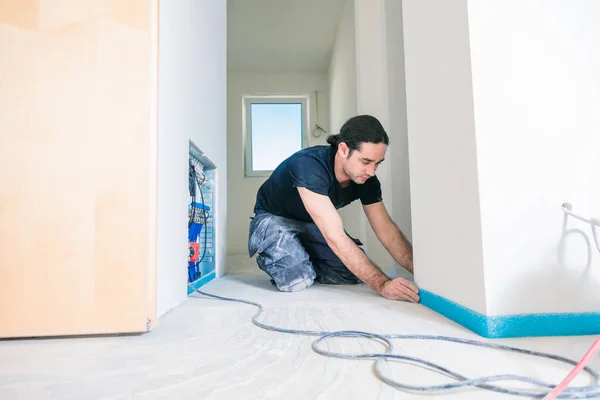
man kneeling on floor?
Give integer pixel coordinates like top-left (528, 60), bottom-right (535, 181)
top-left (247, 115), bottom-right (420, 303)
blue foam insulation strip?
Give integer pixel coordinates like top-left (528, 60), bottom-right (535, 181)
top-left (420, 289), bottom-right (600, 339)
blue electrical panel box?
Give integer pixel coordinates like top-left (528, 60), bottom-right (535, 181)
top-left (188, 141), bottom-right (217, 294)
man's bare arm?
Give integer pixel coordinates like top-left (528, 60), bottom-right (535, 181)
top-left (298, 187), bottom-right (419, 302)
top-left (363, 202), bottom-right (413, 273)
top-left (298, 188), bottom-right (388, 293)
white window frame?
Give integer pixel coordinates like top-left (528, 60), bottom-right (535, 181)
top-left (242, 95), bottom-right (309, 177)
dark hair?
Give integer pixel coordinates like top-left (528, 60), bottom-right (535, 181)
top-left (326, 115), bottom-right (389, 152)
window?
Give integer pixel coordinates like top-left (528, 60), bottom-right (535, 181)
top-left (243, 95), bottom-right (308, 177)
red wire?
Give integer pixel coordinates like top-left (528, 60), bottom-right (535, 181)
top-left (542, 335), bottom-right (600, 400)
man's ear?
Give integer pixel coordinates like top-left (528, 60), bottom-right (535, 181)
top-left (339, 142), bottom-right (350, 158)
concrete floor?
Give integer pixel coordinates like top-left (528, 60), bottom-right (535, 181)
top-left (1, 261), bottom-right (599, 399)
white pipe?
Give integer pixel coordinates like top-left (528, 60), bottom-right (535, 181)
top-left (562, 202), bottom-right (600, 253)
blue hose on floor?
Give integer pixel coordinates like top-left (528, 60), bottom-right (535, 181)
top-left (188, 285), bottom-right (600, 399)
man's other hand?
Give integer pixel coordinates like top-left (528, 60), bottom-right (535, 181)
top-left (379, 277), bottom-right (420, 303)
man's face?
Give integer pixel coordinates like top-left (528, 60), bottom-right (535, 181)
top-left (340, 142), bottom-right (387, 184)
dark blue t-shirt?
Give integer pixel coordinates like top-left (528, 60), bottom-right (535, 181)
top-left (253, 145), bottom-right (383, 222)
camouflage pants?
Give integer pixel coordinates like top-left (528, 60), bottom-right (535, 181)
top-left (248, 212), bottom-right (361, 292)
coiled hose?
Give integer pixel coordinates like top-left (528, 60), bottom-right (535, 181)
top-left (189, 285), bottom-right (600, 399)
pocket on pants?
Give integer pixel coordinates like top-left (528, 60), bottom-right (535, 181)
top-left (248, 214), bottom-right (274, 257)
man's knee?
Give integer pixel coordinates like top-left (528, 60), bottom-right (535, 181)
top-left (275, 276), bottom-right (314, 292)
top-left (249, 215), bottom-right (317, 290)
top-left (260, 256), bottom-right (316, 292)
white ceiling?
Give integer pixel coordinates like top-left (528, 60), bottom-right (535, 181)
top-left (227, 0), bottom-right (347, 72)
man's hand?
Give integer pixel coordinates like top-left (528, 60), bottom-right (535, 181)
top-left (379, 277), bottom-right (420, 303)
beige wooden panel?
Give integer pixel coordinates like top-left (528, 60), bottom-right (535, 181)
top-left (0, 0), bottom-right (158, 338)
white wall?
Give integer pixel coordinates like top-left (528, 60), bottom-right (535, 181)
top-left (467, 0), bottom-right (600, 315)
top-left (354, 0), bottom-right (402, 274)
top-left (402, 0), bottom-right (488, 313)
top-left (157, 0), bottom-right (227, 317)
top-left (328, 0), bottom-right (364, 243)
top-left (384, 0), bottom-right (412, 246)
top-left (403, 0), bottom-right (600, 317)
top-left (329, 0), bottom-right (357, 137)
top-left (226, 71), bottom-right (329, 255)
